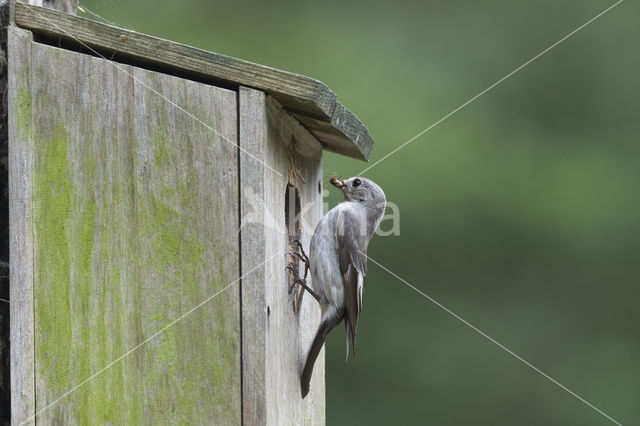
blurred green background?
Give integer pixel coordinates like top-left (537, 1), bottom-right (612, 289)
top-left (81, 0), bottom-right (639, 424)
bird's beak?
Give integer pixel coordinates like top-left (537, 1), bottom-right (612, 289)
top-left (330, 176), bottom-right (344, 189)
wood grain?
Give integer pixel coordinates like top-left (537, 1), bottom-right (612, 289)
top-left (240, 86), bottom-right (325, 425)
top-left (14, 1), bottom-right (374, 161)
top-left (8, 26), bottom-right (36, 426)
top-left (10, 28), bottom-right (241, 424)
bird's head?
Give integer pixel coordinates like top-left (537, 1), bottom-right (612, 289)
top-left (330, 175), bottom-right (386, 206)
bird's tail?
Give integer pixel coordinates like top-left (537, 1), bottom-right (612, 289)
top-left (301, 310), bottom-right (343, 398)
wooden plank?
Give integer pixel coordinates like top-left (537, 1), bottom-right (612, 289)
top-left (240, 86), bottom-right (325, 425)
top-left (8, 26), bottom-right (36, 426)
top-left (9, 1), bottom-right (37, 25)
top-left (130, 64), bottom-right (240, 425)
top-left (12, 36), bottom-right (240, 423)
top-left (0, 3), bottom-right (11, 422)
top-left (239, 87), bottom-right (269, 426)
top-left (14, 2), bottom-right (335, 119)
top-left (13, 1), bottom-right (375, 161)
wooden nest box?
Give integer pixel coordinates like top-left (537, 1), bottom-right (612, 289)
top-left (5, 1), bottom-right (374, 424)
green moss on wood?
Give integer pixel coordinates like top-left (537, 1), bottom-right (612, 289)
top-left (152, 131), bottom-right (172, 168)
top-left (34, 123), bottom-right (72, 395)
top-left (28, 61), bottom-right (240, 424)
top-left (136, 141), bottom-right (239, 422)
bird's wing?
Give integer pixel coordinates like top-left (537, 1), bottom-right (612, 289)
top-left (336, 208), bottom-right (369, 360)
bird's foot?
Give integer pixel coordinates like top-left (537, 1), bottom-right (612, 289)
top-left (285, 239), bottom-right (312, 312)
top-left (285, 263), bottom-right (321, 313)
top-left (292, 278), bottom-right (322, 304)
top-left (285, 264), bottom-right (305, 312)
top-left (292, 239), bottom-right (309, 260)
top-left (290, 239), bottom-right (310, 280)
top-left (284, 265), bottom-right (298, 294)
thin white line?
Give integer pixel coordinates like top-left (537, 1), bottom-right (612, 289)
top-left (23, 3), bottom-right (283, 177)
top-left (358, 0), bottom-right (624, 176)
top-left (17, 253), bottom-right (279, 426)
top-left (363, 252), bottom-right (623, 426)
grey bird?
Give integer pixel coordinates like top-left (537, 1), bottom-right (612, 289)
top-left (292, 175), bottom-right (386, 398)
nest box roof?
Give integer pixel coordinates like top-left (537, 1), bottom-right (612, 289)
top-left (15, 2), bottom-right (374, 161)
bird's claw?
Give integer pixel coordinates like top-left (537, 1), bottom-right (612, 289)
top-left (291, 239), bottom-right (310, 263)
top-left (285, 240), bottom-right (317, 311)
top-left (285, 265), bottom-right (296, 294)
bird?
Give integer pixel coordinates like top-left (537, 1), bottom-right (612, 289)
top-left (290, 175), bottom-right (386, 398)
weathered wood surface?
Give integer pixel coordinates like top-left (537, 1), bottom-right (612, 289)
top-left (9, 0), bottom-right (41, 25)
top-left (0, 2), bottom-right (11, 422)
top-left (3, 3), bottom-right (75, 422)
top-left (240, 87), bottom-right (325, 425)
top-left (14, 1), bottom-right (374, 161)
top-left (9, 27), bottom-right (241, 424)
top-left (8, 26), bottom-right (35, 426)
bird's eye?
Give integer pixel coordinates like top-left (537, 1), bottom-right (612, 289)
top-left (352, 179), bottom-right (362, 187)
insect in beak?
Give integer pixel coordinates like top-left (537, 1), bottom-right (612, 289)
top-left (330, 175), bottom-right (344, 189)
